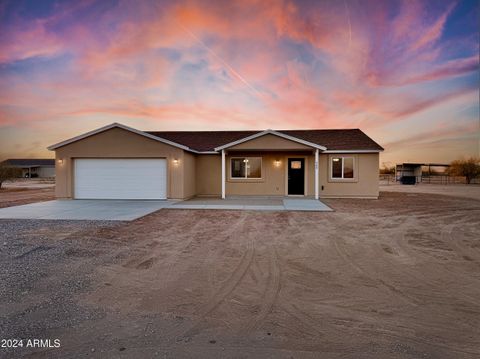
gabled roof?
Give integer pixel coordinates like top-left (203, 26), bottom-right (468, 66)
top-left (47, 123), bottom-right (194, 152)
top-left (48, 122), bottom-right (384, 153)
top-left (2, 158), bottom-right (55, 167)
top-left (213, 130), bottom-right (327, 151)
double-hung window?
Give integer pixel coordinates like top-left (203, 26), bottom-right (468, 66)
top-left (231, 157), bottom-right (262, 179)
top-left (331, 156), bottom-right (355, 179)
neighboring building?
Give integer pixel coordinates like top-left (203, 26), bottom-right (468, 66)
top-left (48, 123), bottom-right (384, 200)
top-left (1, 158), bottom-right (55, 178)
top-left (395, 163), bottom-right (450, 183)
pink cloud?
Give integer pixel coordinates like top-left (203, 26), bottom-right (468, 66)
top-left (409, 2), bottom-right (456, 53)
top-left (383, 121), bottom-right (479, 151)
top-left (0, 20), bottom-right (64, 63)
top-left (400, 56), bottom-right (479, 84)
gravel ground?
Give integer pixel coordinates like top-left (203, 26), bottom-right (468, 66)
top-left (0, 219), bottom-right (122, 358)
top-left (1, 192), bottom-right (479, 358)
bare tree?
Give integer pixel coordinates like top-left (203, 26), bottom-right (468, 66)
top-left (380, 162), bottom-right (395, 175)
top-left (448, 157), bottom-right (480, 184)
top-left (0, 164), bottom-right (22, 189)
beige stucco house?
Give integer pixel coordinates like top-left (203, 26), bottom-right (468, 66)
top-left (48, 123), bottom-right (384, 200)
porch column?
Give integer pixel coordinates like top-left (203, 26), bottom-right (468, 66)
top-left (315, 149), bottom-right (319, 200)
top-left (221, 149), bottom-right (226, 199)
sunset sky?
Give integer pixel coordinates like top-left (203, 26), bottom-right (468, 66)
top-left (0, 0), bottom-right (478, 166)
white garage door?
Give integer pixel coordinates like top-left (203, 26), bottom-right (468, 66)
top-left (74, 159), bottom-right (167, 199)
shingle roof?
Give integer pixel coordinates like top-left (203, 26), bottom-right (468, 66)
top-left (146, 131), bottom-right (259, 152)
top-left (146, 129), bottom-right (383, 152)
top-left (280, 129), bottom-right (384, 151)
top-left (1, 158), bottom-right (55, 167)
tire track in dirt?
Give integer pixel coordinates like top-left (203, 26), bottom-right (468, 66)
top-left (442, 223), bottom-right (480, 264)
top-left (350, 214), bottom-right (480, 326)
top-left (274, 213), bottom-right (356, 338)
top-left (121, 217), bottom-right (211, 270)
top-left (174, 212), bottom-right (282, 342)
top-left (279, 262), bottom-right (480, 358)
top-left (291, 213), bottom-right (478, 341)
top-left (205, 213), bottom-right (249, 300)
top-left (241, 244), bottom-right (281, 334)
top-left (391, 217), bottom-right (480, 305)
top-left (332, 236), bottom-right (420, 307)
top-left (278, 301), bottom-right (326, 338)
top-left (369, 216), bottom-right (480, 331)
top-left (177, 234), bottom-right (256, 341)
top-left (378, 331), bottom-right (480, 357)
top-left (330, 214), bottom-right (477, 312)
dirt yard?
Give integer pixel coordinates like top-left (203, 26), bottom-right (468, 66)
top-left (0, 187), bottom-right (55, 208)
top-left (1, 192), bottom-right (479, 358)
top-left (381, 183), bottom-right (480, 201)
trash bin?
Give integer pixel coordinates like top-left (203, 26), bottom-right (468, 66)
top-left (400, 176), bottom-right (416, 185)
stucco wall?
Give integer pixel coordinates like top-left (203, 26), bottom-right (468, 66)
top-left (183, 152), bottom-right (196, 199)
top-left (54, 127), bottom-right (188, 199)
top-left (318, 153), bottom-right (379, 198)
top-left (195, 154), bottom-right (221, 196)
top-left (192, 151), bottom-right (378, 198)
top-left (225, 151), bottom-right (315, 196)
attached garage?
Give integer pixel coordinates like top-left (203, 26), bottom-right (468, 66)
top-left (74, 159), bottom-right (167, 199)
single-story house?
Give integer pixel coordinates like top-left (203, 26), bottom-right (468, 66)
top-left (47, 123), bottom-right (384, 200)
top-left (1, 158), bottom-right (55, 178)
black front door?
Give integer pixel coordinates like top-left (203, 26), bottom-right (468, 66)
top-left (288, 158), bottom-right (305, 195)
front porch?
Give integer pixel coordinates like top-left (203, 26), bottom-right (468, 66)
top-left (170, 196), bottom-right (332, 211)
top-left (215, 131), bottom-right (325, 200)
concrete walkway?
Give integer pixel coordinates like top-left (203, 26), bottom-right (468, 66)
top-left (0, 197), bottom-right (332, 221)
top-left (0, 200), bottom-right (173, 221)
top-left (171, 197), bottom-right (332, 211)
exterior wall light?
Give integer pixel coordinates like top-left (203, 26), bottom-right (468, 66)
top-left (274, 159), bottom-right (281, 167)
top-left (58, 159), bottom-right (64, 165)
top-left (173, 158), bottom-right (179, 165)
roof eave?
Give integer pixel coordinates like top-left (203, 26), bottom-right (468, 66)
top-left (322, 149), bottom-right (383, 153)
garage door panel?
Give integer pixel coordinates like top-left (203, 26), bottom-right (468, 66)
top-left (74, 159), bottom-right (167, 199)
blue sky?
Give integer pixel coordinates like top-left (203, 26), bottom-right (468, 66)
top-left (0, 0), bottom-right (478, 165)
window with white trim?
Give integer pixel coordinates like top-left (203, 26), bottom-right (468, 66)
top-left (331, 157), bottom-right (354, 179)
top-left (231, 157), bottom-right (262, 179)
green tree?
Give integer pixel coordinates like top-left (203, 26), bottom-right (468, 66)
top-left (448, 157), bottom-right (480, 184)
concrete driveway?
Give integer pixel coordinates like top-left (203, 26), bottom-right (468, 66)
top-left (0, 197), bottom-right (331, 221)
top-left (0, 200), bottom-right (173, 221)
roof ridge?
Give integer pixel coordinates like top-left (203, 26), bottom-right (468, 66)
top-left (146, 129), bottom-right (362, 133)
top-left (145, 130), bottom-right (260, 133)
